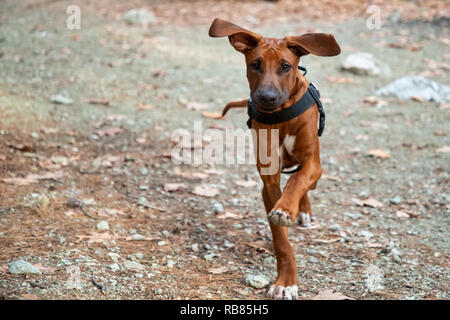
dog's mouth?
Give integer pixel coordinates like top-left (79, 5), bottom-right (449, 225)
top-left (251, 96), bottom-right (287, 112)
top-left (251, 90), bottom-right (289, 112)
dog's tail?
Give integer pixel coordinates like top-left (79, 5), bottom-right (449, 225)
top-left (222, 99), bottom-right (248, 117)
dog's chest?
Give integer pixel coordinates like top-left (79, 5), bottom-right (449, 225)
top-left (279, 134), bottom-right (297, 168)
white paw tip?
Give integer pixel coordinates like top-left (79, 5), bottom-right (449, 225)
top-left (267, 285), bottom-right (298, 300)
top-left (268, 210), bottom-right (292, 226)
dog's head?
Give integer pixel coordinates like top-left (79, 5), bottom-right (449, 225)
top-left (209, 18), bottom-right (341, 111)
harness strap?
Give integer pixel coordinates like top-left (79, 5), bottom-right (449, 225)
top-left (247, 83), bottom-right (325, 137)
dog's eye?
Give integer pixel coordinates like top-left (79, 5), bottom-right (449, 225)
top-left (281, 63), bottom-right (291, 72)
top-left (250, 61), bottom-right (261, 71)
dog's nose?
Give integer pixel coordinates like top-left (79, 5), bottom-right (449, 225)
top-left (258, 90), bottom-right (278, 105)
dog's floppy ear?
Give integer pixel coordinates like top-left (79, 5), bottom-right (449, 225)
top-left (285, 33), bottom-right (341, 57)
top-left (209, 18), bottom-right (261, 53)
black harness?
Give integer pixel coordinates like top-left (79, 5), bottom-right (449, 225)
top-left (246, 66), bottom-right (325, 174)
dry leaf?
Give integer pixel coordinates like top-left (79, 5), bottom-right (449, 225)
top-left (202, 111), bottom-right (223, 119)
top-left (208, 266), bottom-right (230, 274)
top-left (246, 241), bottom-right (271, 253)
top-left (356, 134), bottom-right (369, 141)
top-left (193, 184), bottom-right (220, 197)
top-left (411, 95), bottom-right (425, 102)
top-left (97, 208), bottom-right (126, 217)
top-left (106, 114), bottom-right (126, 121)
top-left (367, 149), bottom-right (391, 159)
top-left (203, 168), bottom-right (225, 175)
top-left (363, 96), bottom-right (387, 107)
top-left (321, 174), bottom-right (341, 182)
top-left (21, 294), bottom-right (39, 300)
top-left (95, 127), bottom-right (123, 137)
top-left (388, 43), bottom-right (407, 49)
top-left (234, 180), bottom-right (258, 188)
top-left (436, 146), bottom-right (450, 153)
top-left (136, 137), bottom-right (146, 144)
top-left (1, 171), bottom-right (63, 186)
top-left (33, 263), bottom-right (56, 275)
top-left (353, 198), bottom-right (384, 208)
top-left (395, 210), bottom-right (410, 218)
top-left (439, 103), bottom-right (450, 110)
top-left (173, 167), bottom-right (208, 179)
top-left (312, 289), bottom-right (354, 300)
top-left (79, 232), bottom-right (118, 244)
top-left (163, 183), bottom-right (188, 192)
top-left (311, 235), bottom-right (341, 244)
top-left (216, 211), bottom-right (241, 219)
top-left (360, 121), bottom-right (388, 129)
top-left (40, 127), bottom-right (58, 134)
top-left (186, 101), bottom-right (209, 111)
top-left (137, 103), bottom-right (154, 110)
top-left (367, 243), bottom-right (385, 248)
top-left (88, 98), bottom-right (109, 106)
top-left (326, 76), bottom-right (355, 84)
top-left (7, 142), bottom-right (35, 152)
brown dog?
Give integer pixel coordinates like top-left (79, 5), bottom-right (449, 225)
top-left (209, 18), bottom-right (341, 300)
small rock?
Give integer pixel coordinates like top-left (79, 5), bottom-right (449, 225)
top-left (123, 261), bottom-right (144, 270)
top-left (358, 230), bottom-right (374, 240)
top-left (123, 9), bottom-right (157, 25)
top-left (244, 274), bottom-right (270, 289)
top-left (203, 254), bottom-right (215, 261)
top-left (131, 234), bottom-right (145, 240)
top-left (96, 221), bottom-right (110, 231)
top-left (51, 156), bottom-right (68, 166)
top-left (8, 260), bottom-right (41, 274)
top-left (50, 94), bottom-right (73, 105)
top-left (308, 256), bottom-right (319, 264)
top-left (138, 197), bottom-right (152, 208)
top-left (134, 253), bottom-right (144, 260)
top-left (223, 240), bottom-right (234, 248)
top-left (161, 230), bottom-right (170, 237)
top-left (38, 195), bottom-right (50, 211)
top-left (376, 76), bottom-right (450, 102)
top-left (239, 288), bottom-right (251, 296)
top-left (390, 196), bottom-right (403, 205)
top-left (157, 241), bottom-right (166, 246)
top-left (108, 252), bottom-right (120, 262)
top-left (213, 202), bottom-right (224, 214)
top-left (167, 260), bottom-right (176, 268)
top-left (328, 224), bottom-right (342, 232)
top-left (341, 52), bottom-right (391, 77)
top-left (140, 167), bottom-right (148, 175)
top-left (109, 263), bottom-right (121, 272)
top-left (343, 212), bottom-right (363, 219)
top-left (232, 223), bottom-right (243, 230)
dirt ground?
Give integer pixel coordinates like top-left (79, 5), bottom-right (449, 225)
top-left (0, 0), bottom-right (449, 300)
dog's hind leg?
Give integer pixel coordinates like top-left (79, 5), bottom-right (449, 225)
top-left (297, 193), bottom-right (312, 227)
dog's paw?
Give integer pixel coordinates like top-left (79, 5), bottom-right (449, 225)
top-left (297, 212), bottom-right (311, 227)
top-left (267, 285), bottom-right (298, 300)
top-left (268, 209), bottom-right (293, 226)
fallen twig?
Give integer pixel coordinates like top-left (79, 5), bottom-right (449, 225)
top-left (66, 198), bottom-right (98, 219)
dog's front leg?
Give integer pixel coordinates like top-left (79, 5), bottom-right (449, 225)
top-left (268, 157), bottom-right (322, 227)
top-left (261, 176), bottom-right (298, 300)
